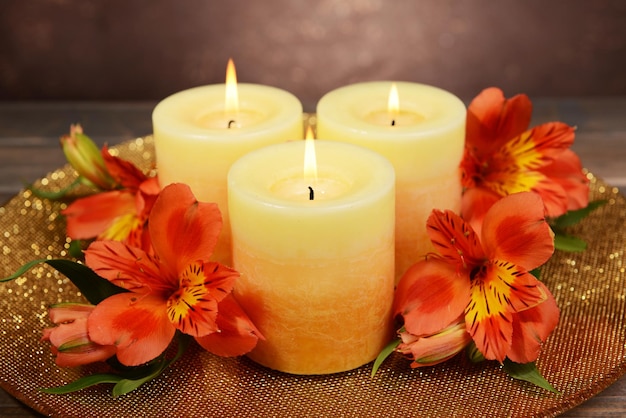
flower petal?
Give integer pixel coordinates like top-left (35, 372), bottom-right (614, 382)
top-left (481, 169), bottom-right (569, 218)
top-left (497, 123), bottom-right (575, 172)
top-left (394, 259), bottom-right (470, 336)
top-left (62, 191), bottom-right (136, 240)
top-left (51, 345), bottom-right (117, 368)
top-left (43, 303), bottom-right (117, 367)
top-left (478, 123), bottom-right (575, 202)
top-left (102, 146), bottom-right (147, 190)
top-left (481, 192), bottom-right (554, 270)
top-left (538, 149), bottom-right (589, 215)
top-left (87, 293), bottom-right (175, 366)
top-left (465, 261), bottom-right (547, 362)
top-left (195, 294), bottom-right (264, 357)
top-left (508, 281), bottom-right (560, 363)
top-left (460, 187), bottom-right (501, 235)
top-left (126, 177), bottom-right (162, 253)
top-left (529, 178), bottom-right (569, 219)
top-left (426, 209), bottom-right (485, 270)
top-left (166, 261), bottom-right (239, 337)
top-left (466, 87), bottom-right (532, 157)
top-left (48, 302), bottom-right (95, 323)
top-left (149, 183), bottom-right (222, 276)
top-left (85, 241), bottom-right (165, 293)
top-left (46, 317), bottom-right (90, 348)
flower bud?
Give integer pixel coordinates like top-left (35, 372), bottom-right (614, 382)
top-left (60, 124), bottom-right (115, 189)
top-left (42, 302), bottom-right (116, 367)
top-left (397, 318), bottom-right (472, 368)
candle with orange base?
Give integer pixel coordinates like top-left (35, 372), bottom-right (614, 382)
top-left (228, 133), bottom-right (395, 374)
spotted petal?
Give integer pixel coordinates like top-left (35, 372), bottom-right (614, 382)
top-left (465, 260), bottom-right (547, 362)
top-left (508, 281), bottom-right (560, 363)
top-left (166, 261), bottom-right (239, 337)
top-left (426, 209), bottom-right (485, 270)
top-left (85, 240), bottom-right (165, 293)
top-left (482, 123), bottom-right (575, 199)
top-left (497, 123), bottom-right (574, 171)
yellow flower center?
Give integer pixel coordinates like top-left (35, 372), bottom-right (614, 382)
top-left (166, 262), bottom-right (218, 336)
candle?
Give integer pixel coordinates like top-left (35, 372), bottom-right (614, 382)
top-left (152, 60), bottom-right (303, 266)
top-left (316, 81), bottom-right (466, 281)
top-left (228, 139), bottom-right (395, 374)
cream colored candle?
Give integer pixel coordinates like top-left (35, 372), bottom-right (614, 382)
top-left (228, 140), bottom-right (395, 374)
top-left (152, 61), bottom-right (303, 266)
top-left (316, 81), bottom-right (465, 280)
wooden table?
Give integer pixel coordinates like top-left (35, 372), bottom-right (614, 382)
top-left (0, 100), bottom-right (625, 416)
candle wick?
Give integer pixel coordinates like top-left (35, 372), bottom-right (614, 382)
top-left (228, 120), bottom-right (237, 129)
top-left (391, 119), bottom-right (396, 126)
top-left (308, 186), bottom-right (315, 201)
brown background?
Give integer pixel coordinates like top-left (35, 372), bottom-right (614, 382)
top-left (1, 0), bottom-right (626, 110)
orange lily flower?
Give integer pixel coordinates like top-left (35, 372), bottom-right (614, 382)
top-left (394, 192), bottom-right (559, 364)
top-left (461, 87), bottom-right (588, 229)
top-left (83, 183), bottom-right (262, 366)
top-left (62, 146), bottom-right (160, 252)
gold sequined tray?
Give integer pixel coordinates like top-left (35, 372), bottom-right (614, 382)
top-left (1, 135), bottom-right (625, 417)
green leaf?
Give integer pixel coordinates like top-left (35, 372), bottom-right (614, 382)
top-left (551, 200), bottom-right (607, 229)
top-left (554, 233), bottom-right (588, 252)
top-left (46, 259), bottom-right (129, 304)
top-left (40, 373), bottom-right (123, 394)
top-left (68, 239), bottom-right (87, 259)
top-left (111, 333), bottom-right (191, 397)
top-left (1, 259), bottom-right (127, 304)
top-left (27, 177), bottom-right (84, 200)
top-left (41, 333), bottom-right (192, 396)
top-left (466, 341), bottom-right (486, 363)
top-left (371, 338), bottom-right (400, 377)
top-left (1, 258), bottom-right (50, 282)
top-left (529, 267), bottom-right (541, 280)
top-left (503, 359), bottom-right (560, 393)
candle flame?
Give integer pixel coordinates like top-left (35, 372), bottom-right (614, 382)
top-left (225, 58), bottom-right (239, 115)
top-left (388, 83), bottom-right (399, 120)
top-left (303, 126), bottom-right (318, 183)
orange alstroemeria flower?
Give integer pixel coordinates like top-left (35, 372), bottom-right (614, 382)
top-left (461, 87), bottom-right (589, 230)
top-left (62, 146), bottom-right (160, 252)
top-left (83, 183), bottom-right (263, 366)
top-left (394, 192), bottom-right (559, 364)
